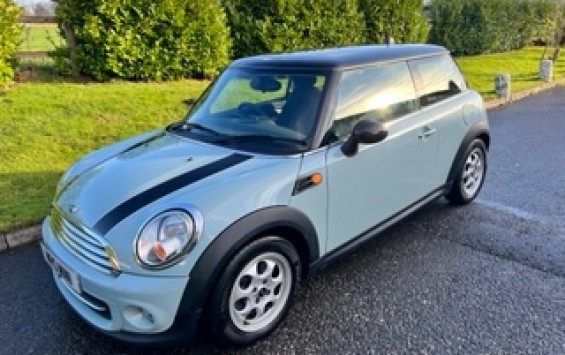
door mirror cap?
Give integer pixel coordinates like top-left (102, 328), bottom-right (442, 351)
top-left (341, 120), bottom-right (388, 157)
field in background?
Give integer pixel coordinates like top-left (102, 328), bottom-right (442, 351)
top-left (18, 24), bottom-right (63, 52)
top-left (0, 45), bottom-right (563, 233)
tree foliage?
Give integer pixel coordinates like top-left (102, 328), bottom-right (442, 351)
top-left (224, 0), bottom-right (429, 59)
top-left (359, 0), bottom-right (429, 44)
top-left (32, 2), bottom-right (57, 16)
top-left (54, 0), bottom-right (231, 80)
top-left (429, 0), bottom-right (564, 55)
top-left (530, 0), bottom-right (565, 45)
top-left (52, 0), bottom-right (432, 79)
top-left (0, 0), bottom-right (21, 88)
top-left (224, 0), bottom-right (366, 59)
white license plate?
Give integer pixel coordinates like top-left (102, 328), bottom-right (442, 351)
top-left (42, 245), bottom-right (82, 294)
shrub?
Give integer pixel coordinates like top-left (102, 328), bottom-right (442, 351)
top-left (54, 0), bottom-right (231, 80)
top-left (428, 0), bottom-right (557, 55)
top-left (530, 0), bottom-right (565, 45)
top-left (0, 0), bottom-right (21, 88)
top-left (359, 0), bottom-right (429, 44)
top-left (224, 0), bottom-right (365, 58)
top-left (430, 0), bottom-right (492, 55)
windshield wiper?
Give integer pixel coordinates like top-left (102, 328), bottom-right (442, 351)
top-left (213, 134), bottom-right (308, 146)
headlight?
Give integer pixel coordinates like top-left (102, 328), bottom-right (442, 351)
top-left (135, 208), bottom-right (202, 268)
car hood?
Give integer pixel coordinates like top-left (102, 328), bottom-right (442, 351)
top-left (55, 131), bottom-right (261, 234)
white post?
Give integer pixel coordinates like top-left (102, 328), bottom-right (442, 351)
top-left (539, 59), bottom-right (553, 82)
top-left (494, 73), bottom-right (511, 101)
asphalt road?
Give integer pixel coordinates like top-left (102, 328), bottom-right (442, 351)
top-left (1, 87), bottom-right (565, 354)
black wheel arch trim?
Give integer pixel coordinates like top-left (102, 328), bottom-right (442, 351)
top-left (175, 206), bottom-right (319, 322)
top-left (446, 121), bottom-right (490, 186)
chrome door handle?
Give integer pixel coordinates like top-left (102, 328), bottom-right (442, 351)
top-left (418, 127), bottom-right (436, 139)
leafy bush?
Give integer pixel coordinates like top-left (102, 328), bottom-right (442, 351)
top-left (530, 0), bottom-right (565, 45)
top-left (429, 0), bottom-right (564, 55)
top-left (429, 0), bottom-right (494, 55)
top-left (224, 0), bottom-right (365, 58)
top-left (0, 0), bottom-right (21, 88)
top-left (359, 0), bottom-right (429, 44)
top-left (54, 0), bottom-right (231, 80)
top-left (225, 0), bottom-right (431, 58)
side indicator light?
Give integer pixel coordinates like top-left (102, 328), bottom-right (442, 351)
top-left (152, 239), bottom-right (181, 262)
top-left (153, 243), bottom-right (167, 262)
top-left (310, 173), bottom-right (323, 185)
top-left (293, 172), bottom-right (324, 195)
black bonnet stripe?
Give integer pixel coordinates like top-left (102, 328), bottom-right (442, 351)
top-left (93, 153), bottom-right (252, 235)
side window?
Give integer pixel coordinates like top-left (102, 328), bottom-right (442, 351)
top-left (329, 62), bottom-right (418, 141)
top-left (408, 55), bottom-right (466, 108)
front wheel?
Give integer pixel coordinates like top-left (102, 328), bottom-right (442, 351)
top-left (446, 139), bottom-right (487, 205)
top-left (207, 236), bottom-right (301, 347)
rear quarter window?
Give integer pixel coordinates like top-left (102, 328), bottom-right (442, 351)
top-left (408, 54), bottom-right (466, 108)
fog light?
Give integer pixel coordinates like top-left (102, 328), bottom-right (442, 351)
top-left (123, 306), bottom-right (156, 330)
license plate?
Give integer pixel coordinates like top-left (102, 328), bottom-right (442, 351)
top-left (42, 245), bottom-right (82, 294)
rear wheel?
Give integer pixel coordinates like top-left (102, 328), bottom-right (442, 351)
top-left (207, 236), bottom-right (301, 347)
top-left (446, 139), bottom-right (487, 205)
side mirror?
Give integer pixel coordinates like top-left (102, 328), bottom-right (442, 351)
top-left (341, 120), bottom-right (388, 157)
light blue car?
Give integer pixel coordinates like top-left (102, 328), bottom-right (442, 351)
top-left (41, 44), bottom-right (489, 347)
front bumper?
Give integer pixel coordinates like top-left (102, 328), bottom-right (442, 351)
top-left (41, 218), bottom-right (199, 345)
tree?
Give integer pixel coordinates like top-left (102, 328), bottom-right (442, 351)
top-left (32, 2), bottom-right (56, 16)
top-left (22, 5), bottom-right (34, 16)
top-left (539, 0), bottom-right (564, 61)
top-left (0, 0), bottom-right (22, 88)
top-left (53, 0), bottom-right (231, 80)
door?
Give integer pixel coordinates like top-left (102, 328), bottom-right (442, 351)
top-left (324, 61), bottom-right (439, 252)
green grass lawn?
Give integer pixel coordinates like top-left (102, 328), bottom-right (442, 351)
top-left (0, 46), bottom-right (563, 233)
top-left (456, 46), bottom-right (565, 100)
top-left (18, 24), bottom-right (63, 52)
top-left (0, 80), bottom-right (208, 232)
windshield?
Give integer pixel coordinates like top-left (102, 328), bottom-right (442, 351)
top-left (177, 68), bottom-right (328, 154)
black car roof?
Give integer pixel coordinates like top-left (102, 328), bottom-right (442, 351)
top-left (231, 44), bottom-right (448, 69)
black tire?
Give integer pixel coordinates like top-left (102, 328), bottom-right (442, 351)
top-left (207, 236), bottom-right (301, 348)
top-left (446, 139), bottom-right (487, 205)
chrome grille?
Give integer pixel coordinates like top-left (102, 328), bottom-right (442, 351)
top-left (50, 206), bottom-right (119, 276)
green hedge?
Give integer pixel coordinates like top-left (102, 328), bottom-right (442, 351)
top-left (225, 0), bottom-right (366, 59)
top-left (0, 0), bottom-right (21, 88)
top-left (429, 0), bottom-right (564, 55)
top-left (359, 0), bottom-right (429, 44)
top-left (52, 0), bottom-right (431, 79)
top-left (54, 0), bottom-right (231, 80)
top-left (225, 0), bottom-right (429, 59)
